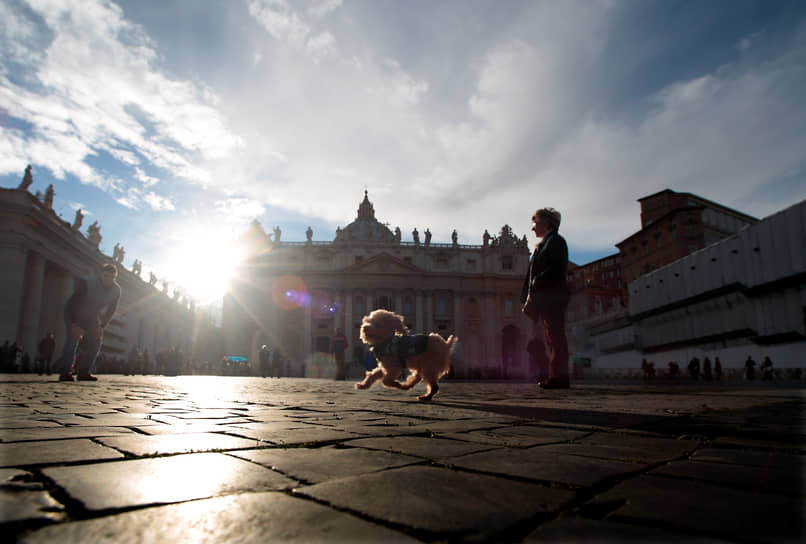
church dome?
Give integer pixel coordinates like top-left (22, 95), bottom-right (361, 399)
top-left (335, 191), bottom-right (395, 243)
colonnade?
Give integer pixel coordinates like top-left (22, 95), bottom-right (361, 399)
top-left (1, 246), bottom-right (76, 358)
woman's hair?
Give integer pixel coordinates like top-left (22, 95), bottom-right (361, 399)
top-left (533, 207), bottom-right (562, 230)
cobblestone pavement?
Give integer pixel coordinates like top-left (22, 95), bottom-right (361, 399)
top-left (1, 375), bottom-right (803, 543)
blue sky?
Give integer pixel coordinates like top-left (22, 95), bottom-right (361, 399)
top-left (1, 0), bottom-right (805, 302)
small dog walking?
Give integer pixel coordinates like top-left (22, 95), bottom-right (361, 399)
top-left (355, 309), bottom-right (458, 401)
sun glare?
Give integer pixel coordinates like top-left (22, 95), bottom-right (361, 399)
top-left (163, 228), bottom-right (244, 304)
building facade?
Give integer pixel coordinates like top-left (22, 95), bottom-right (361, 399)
top-left (616, 189), bottom-right (758, 286)
top-left (0, 182), bottom-right (208, 370)
top-left (589, 198), bottom-right (805, 376)
top-left (223, 192), bottom-right (535, 379)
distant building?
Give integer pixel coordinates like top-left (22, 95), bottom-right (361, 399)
top-left (590, 198), bottom-right (805, 376)
top-left (223, 191), bottom-right (534, 379)
top-left (616, 189), bottom-right (758, 286)
top-left (0, 182), bottom-right (210, 370)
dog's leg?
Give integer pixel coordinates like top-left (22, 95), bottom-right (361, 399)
top-left (399, 371), bottom-right (422, 390)
top-left (418, 382), bottom-right (439, 402)
top-left (381, 371), bottom-right (405, 389)
top-left (355, 367), bottom-right (384, 390)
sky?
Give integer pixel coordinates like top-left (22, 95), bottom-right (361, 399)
top-left (1, 0), bottom-right (805, 304)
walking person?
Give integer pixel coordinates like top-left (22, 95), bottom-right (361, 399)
top-left (259, 345), bottom-right (271, 378)
top-left (56, 263), bottom-right (121, 382)
top-left (703, 357), bottom-right (713, 381)
top-left (760, 356), bottom-right (774, 381)
top-left (521, 207), bottom-right (571, 389)
top-left (36, 332), bottom-right (56, 375)
top-left (331, 329), bottom-right (348, 380)
top-left (744, 355), bottom-right (756, 381)
top-left (688, 357), bottom-right (701, 381)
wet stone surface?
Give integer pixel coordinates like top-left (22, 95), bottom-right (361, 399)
top-left (1, 375), bottom-right (803, 542)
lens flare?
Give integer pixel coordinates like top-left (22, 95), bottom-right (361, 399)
top-left (271, 275), bottom-right (308, 310)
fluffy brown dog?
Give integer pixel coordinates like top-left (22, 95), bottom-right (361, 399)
top-left (355, 309), bottom-right (457, 401)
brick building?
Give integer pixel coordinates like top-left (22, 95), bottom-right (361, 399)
top-left (616, 189), bottom-right (758, 286)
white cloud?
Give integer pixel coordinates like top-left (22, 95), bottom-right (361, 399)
top-left (0, 0), bottom-right (242, 194)
top-left (214, 198), bottom-right (266, 224)
top-left (143, 191), bottom-right (175, 211)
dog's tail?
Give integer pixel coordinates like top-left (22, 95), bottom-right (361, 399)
top-left (446, 335), bottom-right (459, 351)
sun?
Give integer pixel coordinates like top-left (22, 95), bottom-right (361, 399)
top-left (162, 227), bottom-right (245, 304)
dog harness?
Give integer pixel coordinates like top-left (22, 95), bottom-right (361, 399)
top-left (372, 334), bottom-right (429, 368)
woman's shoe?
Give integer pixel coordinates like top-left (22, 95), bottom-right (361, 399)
top-left (539, 378), bottom-right (570, 389)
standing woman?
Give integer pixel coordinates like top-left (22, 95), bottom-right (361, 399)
top-left (521, 208), bottom-right (571, 389)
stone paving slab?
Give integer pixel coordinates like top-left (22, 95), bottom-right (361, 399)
top-left (0, 468), bottom-right (65, 525)
top-left (295, 465), bottom-right (575, 537)
top-left (444, 447), bottom-right (642, 487)
top-left (129, 422), bottom-right (245, 435)
top-left (440, 425), bottom-right (589, 447)
top-left (524, 516), bottom-right (732, 543)
top-left (223, 425), bottom-right (360, 445)
top-left (95, 432), bottom-right (260, 456)
top-left (595, 474), bottom-right (804, 542)
top-left (20, 491), bottom-right (419, 543)
top-left (691, 446), bottom-right (805, 471)
top-left (148, 415), bottom-right (255, 426)
top-left (39, 413), bottom-right (166, 427)
top-left (535, 432), bottom-right (700, 464)
top-left (0, 438), bottom-right (124, 467)
top-left (0, 426), bottom-right (136, 442)
top-left (344, 435), bottom-right (501, 461)
top-left (650, 459), bottom-right (799, 496)
top-left (42, 452), bottom-right (297, 511)
top-left (0, 419), bottom-right (62, 429)
top-left (231, 445), bottom-right (422, 483)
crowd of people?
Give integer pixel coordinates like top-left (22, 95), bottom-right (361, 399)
top-left (639, 355), bottom-right (777, 381)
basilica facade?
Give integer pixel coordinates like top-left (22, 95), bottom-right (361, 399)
top-left (223, 192), bottom-right (535, 379)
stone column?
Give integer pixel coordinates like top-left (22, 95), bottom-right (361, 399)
top-left (453, 292), bottom-right (462, 336)
top-left (333, 291), bottom-right (343, 330)
top-left (0, 246), bottom-right (28, 345)
top-left (344, 290), bottom-right (353, 360)
top-left (415, 290), bottom-right (424, 332)
top-left (395, 293), bottom-right (403, 314)
top-left (425, 291), bottom-right (434, 332)
top-left (303, 297), bottom-right (312, 372)
top-left (485, 294), bottom-right (499, 373)
top-left (19, 252), bottom-right (45, 354)
top-left (366, 294), bottom-right (373, 314)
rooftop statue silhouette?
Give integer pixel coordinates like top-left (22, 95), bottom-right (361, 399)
top-left (18, 164), bottom-right (33, 190)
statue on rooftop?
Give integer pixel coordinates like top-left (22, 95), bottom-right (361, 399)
top-left (113, 243), bottom-right (125, 264)
top-left (149, 271), bottom-right (158, 286)
top-left (71, 209), bottom-right (84, 231)
top-left (483, 229), bottom-right (491, 247)
top-left (412, 228), bottom-right (420, 246)
top-left (394, 226), bottom-right (401, 244)
top-left (44, 184), bottom-right (54, 209)
top-left (87, 221), bottom-right (102, 247)
top-left (132, 259), bottom-right (142, 277)
top-left (424, 228), bottom-right (432, 247)
top-left (18, 164), bottom-right (33, 190)
top-left (452, 229), bottom-right (458, 246)
top-left (162, 280), bottom-right (169, 294)
top-left (273, 226), bottom-right (282, 244)
top-left (306, 226), bottom-right (313, 244)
